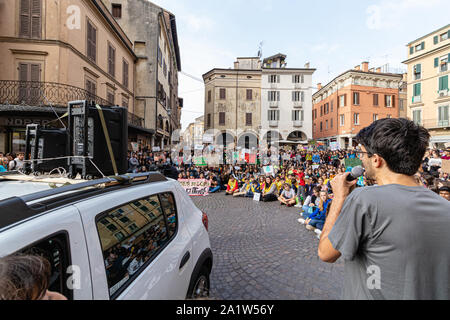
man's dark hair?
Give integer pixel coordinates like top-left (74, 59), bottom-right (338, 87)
top-left (355, 118), bottom-right (430, 176)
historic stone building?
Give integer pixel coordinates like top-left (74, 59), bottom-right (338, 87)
top-left (312, 62), bottom-right (403, 148)
top-left (203, 57), bottom-right (262, 150)
top-left (0, 0), bottom-right (138, 153)
top-left (261, 54), bottom-right (315, 147)
top-left (403, 24), bottom-right (450, 148)
top-left (102, 0), bottom-right (182, 150)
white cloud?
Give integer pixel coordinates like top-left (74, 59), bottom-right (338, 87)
top-left (366, 0), bottom-right (446, 30)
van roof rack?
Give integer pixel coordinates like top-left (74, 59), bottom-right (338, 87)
top-left (0, 172), bottom-right (167, 231)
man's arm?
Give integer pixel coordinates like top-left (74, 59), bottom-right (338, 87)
top-left (318, 173), bottom-right (356, 263)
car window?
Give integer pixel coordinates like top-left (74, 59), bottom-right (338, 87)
top-left (18, 232), bottom-right (73, 300)
top-left (159, 192), bottom-right (178, 239)
top-left (96, 193), bottom-right (174, 298)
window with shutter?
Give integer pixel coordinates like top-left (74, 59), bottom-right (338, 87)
top-left (87, 21), bottom-right (97, 62)
top-left (31, 0), bottom-right (41, 39)
top-left (19, 0), bottom-right (31, 37)
top-left (246, 113), bottom-right (252, 126)
top-left (435, 57), bottom-right (439, 68)
top-left (219, 88), bottom-right (226, 100)
top-left (123, 60), bottom-right (129, 88)
top-left (219, 112), bottom-right (225, 125)
top-left (108, 44), bottom-right (115, 77)
top-left (434, 35), bottom-right (439, 44)
top-left (207, 90), bottom-right (211, 102)
top-left (246, 89), bottom-right (252, 100)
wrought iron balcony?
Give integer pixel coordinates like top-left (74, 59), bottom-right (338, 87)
top-left (0, 80), bottom-right (146, 130)
top-left (0, 80), bottom-right (111, 107)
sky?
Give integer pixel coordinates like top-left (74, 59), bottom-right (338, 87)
top-left (151, 0), bottom-right (450, 131)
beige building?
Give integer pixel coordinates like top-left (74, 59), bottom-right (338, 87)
top-left (182, 115), bottom-right (204, 151)
top-left (203, 57), bottom-right (262, 150)
top-left (102, 0), bottom-right (182, 150)
top-left (403, 24), bottom-right (450, 147)
top-left (0, 0), bottom-right (139, 153)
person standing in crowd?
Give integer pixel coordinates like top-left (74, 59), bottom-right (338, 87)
top-left (318, 118), bottom-right (450, 299)
top-left (128, 152), bottom-right (139, 173)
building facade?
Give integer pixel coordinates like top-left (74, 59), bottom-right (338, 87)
top-left (312, 62), bottom-right (403, 148)
top-left (203, 57), bottom-right (262, 150)
top-left (102, 0), bottom-right (182, 150)
top-left (0, 0), bottom-right (138, 154)
top-left (261, 54), bottom-right (315, 147)
top-left (403, 24), bottom-right (450, 147)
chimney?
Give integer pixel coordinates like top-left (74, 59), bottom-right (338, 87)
top-left (354, 65), bottom-right (360, 71)
top-left (234, 61), bottom-right (239, 69)
top-left (402, 73), bottom-right (407, 81)
top-left (376, 67), bottom-right (381, 73)
top-left (362, 61), bottom-right (369, 72)
top-left (304, 62), bottom-right (310, 68)
top-left (317, 83), bottom-right (322, 90)
top-left (369, 68), bottom-right (374, 72)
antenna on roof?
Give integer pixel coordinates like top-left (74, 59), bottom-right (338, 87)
top-left (257, 41), bottom-right (264, 59)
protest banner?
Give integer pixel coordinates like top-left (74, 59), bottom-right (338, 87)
top-left (178, 179), bottom-right (210, 196)
top-left (263, 166), bottom-right (274, 176)
top-left (330, 142), bottom-right (340, 151)
top-left (249, 154), bottom-right (256, 164)
top-left (130, 142), bottom-right (139, 152)
top-left (194, 156), bottom-right (207, 166)
top-left (442, 159), bottom-right (450, 174)
top-left (345, 158), bottom-right (363, 168)
top-left (253, 193), bottom-right (261, 202)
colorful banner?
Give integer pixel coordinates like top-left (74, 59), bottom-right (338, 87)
top-left (330, 142), bottom-right (340, 151)
top-left (345, 158), bottom-right (363, 168)
top-left (249, 154), bottom-right (257, 164)
top-left (178, 179), bottom-right (211, 196)
top-left (194, 156), bottom-right (207, 166)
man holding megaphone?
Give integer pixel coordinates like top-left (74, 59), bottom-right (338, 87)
top-left (318, 118), bottom-right (450, 300)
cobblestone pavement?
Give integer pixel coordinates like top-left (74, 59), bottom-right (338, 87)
top-left (192, 193), bottom-right (344, 300)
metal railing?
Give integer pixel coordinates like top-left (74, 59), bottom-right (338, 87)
top-left (0, 80), bottom-right (146, 129)
top-left (0, 80), bottom-right (112, 107)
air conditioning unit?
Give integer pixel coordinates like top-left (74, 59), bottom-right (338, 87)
top-left (439, 90), bottom-right (448, 97)
top-left (412, 96), bottom-right (422, 103)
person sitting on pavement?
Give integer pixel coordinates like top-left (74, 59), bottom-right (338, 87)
top-left (278, 183), bottom-right (297, 207)
top-left (233, 177), bottom-right (250, 197)
top-left (299, 186), bottom-right (321, 218)
top-left (226, 176), bottom-right (239, 195)
top-left (245, 176), bottom-right (261, 198)
top-left (298, 190), bottom-right (331, 234)
top-left (208, 173), bottom-right (221, 193)
top-left (261, 176), bottom-right (278, 202)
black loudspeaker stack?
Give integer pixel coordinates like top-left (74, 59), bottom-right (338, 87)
top-left (25, 124), bottom-right (69, 175)
top-left (67, 101), bottom-right (128, 179)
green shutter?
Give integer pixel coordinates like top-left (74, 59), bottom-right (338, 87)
top-left (443, 76), bottom-right (448, 90)
top-left (416, 64), bottom-right (421, 73)
top-left (414, 83), bottom-right (421, 96)
top-left (448, 53), bottom-right (450, 62)
top-left (434, 35), bottom-right (438, 44)
top-left (410, 47), bottom-right (414, 54)
top-left (421, 41), bottom-right (425, 50)
top-left (435, 57), bottom-right (439, 68)
top-left (448, 30), bottom-right (450, 39)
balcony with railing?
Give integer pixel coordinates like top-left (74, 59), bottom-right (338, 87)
top-left (0, 80), bottom-right (145, 130)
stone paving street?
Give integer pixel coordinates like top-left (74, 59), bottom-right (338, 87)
top-left (192, 193), bottom-right (344, 300)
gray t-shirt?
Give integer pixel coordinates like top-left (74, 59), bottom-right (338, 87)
top-left (328, 184), bottom-right (450, 300)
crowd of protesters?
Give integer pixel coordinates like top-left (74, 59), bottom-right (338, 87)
top-left (0, 152), bottom-right (25, 172)
top-left (126, 144), bottom-right (450, 238)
